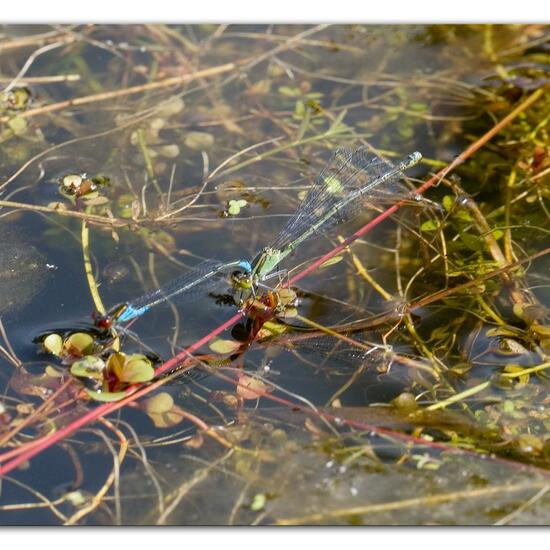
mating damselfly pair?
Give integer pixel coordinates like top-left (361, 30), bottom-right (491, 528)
top-left (113, 146), bottom-right (423, 324)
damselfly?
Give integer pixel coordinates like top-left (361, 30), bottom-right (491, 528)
top-left (113, 147), bottom-right (422, 323)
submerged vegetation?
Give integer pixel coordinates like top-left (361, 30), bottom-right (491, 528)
top-left (0, 24), bottom-right (549, 525)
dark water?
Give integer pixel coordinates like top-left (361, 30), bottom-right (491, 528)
top-left (1, 24), bottom-right (549, 525)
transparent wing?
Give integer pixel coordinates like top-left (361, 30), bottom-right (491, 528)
top-left (118, 259), bottom-right (239, 322)
top-left (270, 147), bottom-right (417, 251)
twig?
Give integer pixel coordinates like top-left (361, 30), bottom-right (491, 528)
top-left (0, 199), bottom-right (129, 227)
top-left (0, 75), bottom-right (80, 84)
top-left (0, 63), bottom-right (236, 124)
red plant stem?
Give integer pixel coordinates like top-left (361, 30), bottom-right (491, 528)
top-left (0, 88), bottom-right (544, 477)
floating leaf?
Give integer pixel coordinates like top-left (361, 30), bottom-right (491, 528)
top-left (209, 339), bottom-right (242, 354)
top-left (145, 392), bottom-right (174, 414)
top-left (118, 355), bottom-right (154, 383)
top-left (144, 392), bottom-right (182, 428)
top-left (250, 493), bottom-right (267, 512)
top-left (86, 389), bottom-right (127, 402)
top-left (64, 332), bottom-right (94, 356)
top-left (7, 116), bottom-right (27, 135)
top-left (184, 131), bottom-right (214, 150)
top-left (43, 333), bottom-right (63, 356)
top-left (227, 199), bottom-right (248, 216)
top-left (70, 356), bottom-right (106, 381)
top-left (5, 87), bottom-right (31, 110)
top-left (237, 375), bottom-right (269, 400)
top-left (62, 174), bottom-right (83, 189)
top-left (257, 321), bottom-right (288, 339)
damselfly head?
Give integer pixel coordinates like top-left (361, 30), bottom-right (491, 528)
top-left (231, 269), bottom-right (253, 290)
top-left (409, 151), bottom-right (422, 165)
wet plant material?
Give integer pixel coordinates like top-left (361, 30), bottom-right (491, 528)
top-left (0, 24), bottom-right (549, 525)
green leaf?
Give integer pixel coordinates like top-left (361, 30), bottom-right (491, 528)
top-left (70, 356), bottom-right (106, 380)
top-left (71, 355), bottom-right (105, 380)
top-left (319, 255), bottom-right (343, 269)
top-left (64, 332), bottom-right (95, 355)
top-left (209, 339), bottom-right (241, 354)
top-left (145, 392), bottom-right (174, 414)
top-left (278, 86), bottom-right (300, 97)
top-left (257, 321), bottom-right (288, 339)
top-left (119, 355), bottom-right (155, 383)
top-left (86, 389), bottom-right (128, 402)
top-left (62, 174), bottom-right (83, 189)
top-left (7, 116), bottom-right (27, 135)
top-left (456, 209), bottom-right (473, 222)
top-left (250, 493), bottom-right (267, 512)
top-left (43, 333), bottom-right (63, 356)
top-left (442, 195), bottom-right (454, 211)
top-left (420, 219), bottom-right (439, 232)
top-left (144, 392), bottom-right (183, 427)
top-left (227, 199), bottom-right (248, 216)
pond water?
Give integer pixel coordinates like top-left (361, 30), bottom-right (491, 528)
top-left (0, 24), bottom-right (549, 525)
